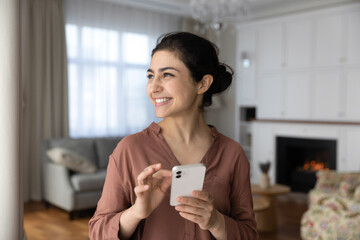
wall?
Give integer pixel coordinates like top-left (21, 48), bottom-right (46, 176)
top-left (235, 2), bottom-right (360, 183)
top-left (204, 26), bottom-right (237, 140)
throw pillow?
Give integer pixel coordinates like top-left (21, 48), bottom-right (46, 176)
top-left (46, 147), bottom-right (97, 173)
top-left (315, 170), bottom-right (340, 189)
top-left (339, 174), bottom-right (360, 198)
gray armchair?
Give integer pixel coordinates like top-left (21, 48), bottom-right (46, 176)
top-left (42, 137), bottom-right (123, 219)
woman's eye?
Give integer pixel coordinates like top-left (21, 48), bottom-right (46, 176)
top-left (164, 73), bottom-right (173, 77)
top-left (147, 74), bottom-right (154, 80)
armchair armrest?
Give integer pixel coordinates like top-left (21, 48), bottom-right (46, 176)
top-left (43, 162), bottom-right (75, 211)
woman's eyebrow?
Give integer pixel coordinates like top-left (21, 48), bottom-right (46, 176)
top-left (147, 67), bottom-right (180, 73)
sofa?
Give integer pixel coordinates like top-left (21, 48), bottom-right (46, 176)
top-left (42, 136), bottom-right (123, 219)
top-left (301, 170), bottom-right (360, 239)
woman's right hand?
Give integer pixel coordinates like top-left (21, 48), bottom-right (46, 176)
top-left (132, 163), bottom-right (172, 220)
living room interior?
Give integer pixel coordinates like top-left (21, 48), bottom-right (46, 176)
top-left (1, 0), bottom-right (360, 239)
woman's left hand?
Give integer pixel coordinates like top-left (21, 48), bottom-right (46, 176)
top-left (174, 191), bottom-right (226, 238)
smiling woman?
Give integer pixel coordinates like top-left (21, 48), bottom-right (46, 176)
top-left (88, 32), bottom-right (258, 240)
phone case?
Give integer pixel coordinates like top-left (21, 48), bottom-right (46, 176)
top-left (170, 163), bottom-right (206, 206)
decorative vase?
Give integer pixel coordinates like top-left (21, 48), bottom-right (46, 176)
top-left (259, 173), bottom-right (270, 189)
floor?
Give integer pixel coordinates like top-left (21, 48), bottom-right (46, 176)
top-left (24, 192), bottom-right (308, 240)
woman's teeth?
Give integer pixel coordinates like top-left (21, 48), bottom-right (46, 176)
top-left (155, 98), bottom-right (170, 103)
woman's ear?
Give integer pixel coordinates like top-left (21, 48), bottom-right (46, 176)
top-left (197, 74), bottom-right (213, 94)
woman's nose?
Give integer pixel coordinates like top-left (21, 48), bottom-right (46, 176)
top-left (148, 76), bottom-right (162, 93)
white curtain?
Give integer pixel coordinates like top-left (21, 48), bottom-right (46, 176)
top-left (65, 0), bottom-right (182, 137)
top-left (21, 0), bottom-right (69, 201)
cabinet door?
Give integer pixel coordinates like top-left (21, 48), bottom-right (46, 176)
top-left (285, 19), bottom-right (313, 69)
top-left (258, 73), bottom-right (284, 119)
top-left (284, 72), bottom-right (312, 119)
top-left (315, 14), bottom-right (343, 66)
top-left (258, 23), bottom-right (283, 72)
top-left (344, 128), bottom-right (360, 171)
top-left (345, 70), bottom-right (360, 120)
top-left (313, 70), bottom-right (341, 120)
top-left (347, 11), bottom-right (360, 65)
top-left (237, 27), bottom-right (257, 105)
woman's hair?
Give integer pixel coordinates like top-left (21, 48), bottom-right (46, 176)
top-left (151, 32), bottom-right (233, 108)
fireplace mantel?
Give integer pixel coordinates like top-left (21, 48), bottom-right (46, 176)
top-left (254, 119), bottom-right (360, 126)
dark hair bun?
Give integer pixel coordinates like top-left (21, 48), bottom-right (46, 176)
top-left (214, 64), bottom-right (233, 94)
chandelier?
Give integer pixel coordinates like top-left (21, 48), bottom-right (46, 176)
top-left (190, 0), bottom-right (248, 31)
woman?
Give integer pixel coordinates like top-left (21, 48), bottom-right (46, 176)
top-left (89, 32), bottom-right (258, 240)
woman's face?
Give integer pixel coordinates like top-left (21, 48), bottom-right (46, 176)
top-left (147, 50), bottom-right (202, 119)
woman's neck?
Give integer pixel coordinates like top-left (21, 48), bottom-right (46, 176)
top-left (158, 112), bottom-right (211, 145)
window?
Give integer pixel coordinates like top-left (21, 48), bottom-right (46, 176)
top-left (66, 25), bottom-right (159, 137)
top-left (65, 0), bottom-right (181, 137)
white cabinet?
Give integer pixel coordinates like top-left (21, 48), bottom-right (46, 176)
top-left (315, 14), bottom-right (343, 66)
top-left (285, 19), bottom-right (313, 69)
top-left (344, 128), bottom-right (360, 171)
top-left (345, 69), bottom-right (360, 120)
top-left (284, 71), bottom-right (312, 119)
top-left (313, 69), bottom-right (342, 120)
top-left (237, 27), bottom-right (257, 105)
top-left (258, 23), bottom-right (283, 72)
top-left (236, 4), bottom-right (360, 122)
top-left (258, 73), bottom-right (284, 119)
top-left (346, 11), bottom-right (360, 65)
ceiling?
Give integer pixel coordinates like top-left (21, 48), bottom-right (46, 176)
top-left (104, 0), bottom-right (359, 21)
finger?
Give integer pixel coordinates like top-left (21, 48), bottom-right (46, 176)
top-left (192, 191), bottom-right (212, 202)
top-left (137, 163), bottom-right (162, 185)
top-left (178, 211), bottom-right (204, 226)
top-left (175, 204), bottom-right (205, 216)
top-left (134, 185), bottom-right (149, 196)
top-left (152, 169), bottom-right (171, 179)
top-left (177, 196), bottom-right (207, 208)
top-left (152, 169), bottom-right (172, 191)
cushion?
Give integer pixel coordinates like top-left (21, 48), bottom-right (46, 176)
top-left (70, 170), bottom-right (106, 192)
top-left (95, 137), bottom-right (121, 169)
top-left (46, 147), bottom-right (97, 173)
top-left (338, 173), bottom-right (360, 197)
top-left (315, 170), bottom-right (341, 189)
top-left (48, 138), bottom-right (97, 165)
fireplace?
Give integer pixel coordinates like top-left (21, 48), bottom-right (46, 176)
top-left (276, 137), bottom-right (336, 192)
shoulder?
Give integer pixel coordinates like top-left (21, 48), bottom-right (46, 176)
top-left (217, 132), bottom-right (245, 155)
top-left (110, 123), bottom-right (159, 160)
top-left (116, 122), bottom-right (159, 149)
top-left (215, 131), bottom-right (250, 169)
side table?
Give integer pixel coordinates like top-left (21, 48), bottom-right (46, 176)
top-left (251, 184), bottom-right (290, 232)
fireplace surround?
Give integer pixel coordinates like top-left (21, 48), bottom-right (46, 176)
top-left (276, 137), bottom-right (337, 192)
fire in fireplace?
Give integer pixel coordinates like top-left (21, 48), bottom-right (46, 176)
top-left (276, 137), bottom-right (336, 192)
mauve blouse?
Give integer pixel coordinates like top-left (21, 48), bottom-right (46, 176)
top-left (89, 122), bottom-right (258, 240)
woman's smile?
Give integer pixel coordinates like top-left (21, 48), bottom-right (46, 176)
top-left (154, 97), bottom-right (172, 107)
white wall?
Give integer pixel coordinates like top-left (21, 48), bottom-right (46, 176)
top-left (204, 27), bottom-right (238, 140)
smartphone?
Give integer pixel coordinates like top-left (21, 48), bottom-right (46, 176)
top-left (170, 163), bottom-right (206, 206)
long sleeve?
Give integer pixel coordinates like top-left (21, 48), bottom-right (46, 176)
top-left (225, 157), bottom-right (258, 239)
top-left (88, 155), bottom-right (129, 240)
